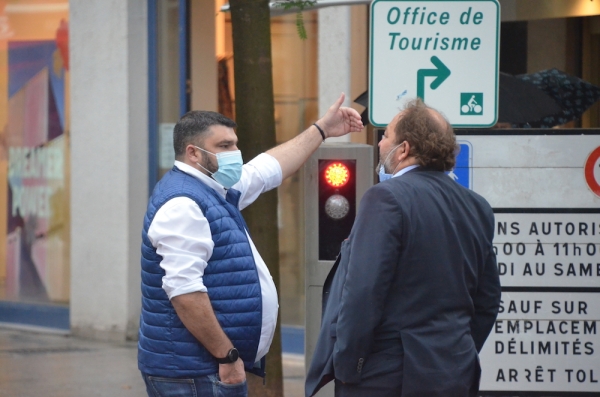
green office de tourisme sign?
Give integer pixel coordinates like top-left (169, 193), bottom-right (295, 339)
top-left (369, 0), bottom-right (500, 127)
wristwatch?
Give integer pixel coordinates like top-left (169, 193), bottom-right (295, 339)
top-left (216, 348), bottom-right (239, 364)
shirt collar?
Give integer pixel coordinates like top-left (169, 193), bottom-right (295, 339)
top-left (174, 160), bottom-right (228, 198)
top-left (392, 164), bottom-right (419, 178)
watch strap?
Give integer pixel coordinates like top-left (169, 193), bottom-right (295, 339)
top-left (215, 347), bottom-right (238, 364)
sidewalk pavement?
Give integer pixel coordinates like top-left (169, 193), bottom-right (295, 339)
top-left (0, 326), bottom-right (305, 397)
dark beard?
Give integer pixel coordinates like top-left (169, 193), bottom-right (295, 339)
top-left (201, 151), bottom-right (218, 174)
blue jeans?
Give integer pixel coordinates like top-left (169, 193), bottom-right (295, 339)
top-left (142, 373), bottom-right (247, 397)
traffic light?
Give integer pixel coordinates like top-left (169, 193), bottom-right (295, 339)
top-left (302, 142), bottom-right (374, 378)
top-left (318, 160), bottom-right (356, 260)
top-left (302, 143), bottom-right (373, 379)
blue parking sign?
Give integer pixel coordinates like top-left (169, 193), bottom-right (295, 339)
top-left (447, 141), bottom-right (472, 189)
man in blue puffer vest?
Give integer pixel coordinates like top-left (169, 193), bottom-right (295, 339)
top-left (138, 93), bottom-right (363, 397)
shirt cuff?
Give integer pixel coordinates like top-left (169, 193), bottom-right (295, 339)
top-left (165, 279), bottom-right (208, 300)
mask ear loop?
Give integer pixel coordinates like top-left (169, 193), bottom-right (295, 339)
top-left (380, 142), bottom-right (403, 174)
top-left (193, 146), bottom-right (216, 176)
top-left (196, 161), bottom-right (214, 175)
top-left (389, 142), bottom-right (406, 175)
top-left (194, 145), bottom-right (216, 156)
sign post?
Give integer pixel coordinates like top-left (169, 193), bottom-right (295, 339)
top-left (369, 0), bottom-right (500, 127)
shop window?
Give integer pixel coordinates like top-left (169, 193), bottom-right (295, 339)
top-left (0, 1), bottom-right (70, 305)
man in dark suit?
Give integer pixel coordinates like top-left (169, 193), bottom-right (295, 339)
top-left (306, 99), bottom-right (501, 397)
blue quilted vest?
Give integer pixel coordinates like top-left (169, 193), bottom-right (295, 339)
top-left (138, 166), bottom-right (263, 378)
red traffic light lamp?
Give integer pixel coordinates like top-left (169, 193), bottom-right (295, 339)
top-left (324, 162), bottom-right (350, 188)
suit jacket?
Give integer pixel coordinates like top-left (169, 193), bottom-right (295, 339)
top-left (306, 167), bottom-right (501, 397)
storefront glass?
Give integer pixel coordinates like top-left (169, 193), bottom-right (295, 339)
top-left (156, 0), bottom-right (182, 180)
top-left (0, 0), bottom-right (70, 305)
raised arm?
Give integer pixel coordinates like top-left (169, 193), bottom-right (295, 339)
top-left (266, 93), bottom-right (363, 180)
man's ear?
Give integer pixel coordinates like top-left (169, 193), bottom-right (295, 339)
top-left (186, 145), bottom-right (201, 163)
top-left (396, 141), bottom-right (410, 162)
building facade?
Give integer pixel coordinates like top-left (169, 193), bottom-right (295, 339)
top-left (0, 0), bottom-right (599, 341)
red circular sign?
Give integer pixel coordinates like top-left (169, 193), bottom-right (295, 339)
top-left (584, 146), bottom-right (600, 197)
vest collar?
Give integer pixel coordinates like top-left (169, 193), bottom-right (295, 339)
top-left (174, 160), bottom-right (227, 199)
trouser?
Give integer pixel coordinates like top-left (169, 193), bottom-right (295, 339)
top-left (142, 372), bottom-right (247, 397)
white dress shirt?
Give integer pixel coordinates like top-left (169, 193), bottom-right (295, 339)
top-left (147, 153), bottom-right (282, 362)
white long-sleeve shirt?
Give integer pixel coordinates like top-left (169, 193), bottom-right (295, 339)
top-left (147, 154), bottom-right (282, 362)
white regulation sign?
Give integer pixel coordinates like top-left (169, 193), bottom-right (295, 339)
top-left (459, 131), bottom-right (600, 395)
top-left (494, 213), bottom-right (600, 288)
top-left (479, 292), bottom-right (600, 393)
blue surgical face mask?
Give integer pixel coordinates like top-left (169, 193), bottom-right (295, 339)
top-left (378, 165), bottom-right (393, 182)
top-left (195, 146), bottom-right (243, 188)
top-left (377, 143), bottom-right (402, 183)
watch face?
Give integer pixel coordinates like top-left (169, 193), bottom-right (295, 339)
top-left (228, 348), bottom-right (239, 362)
